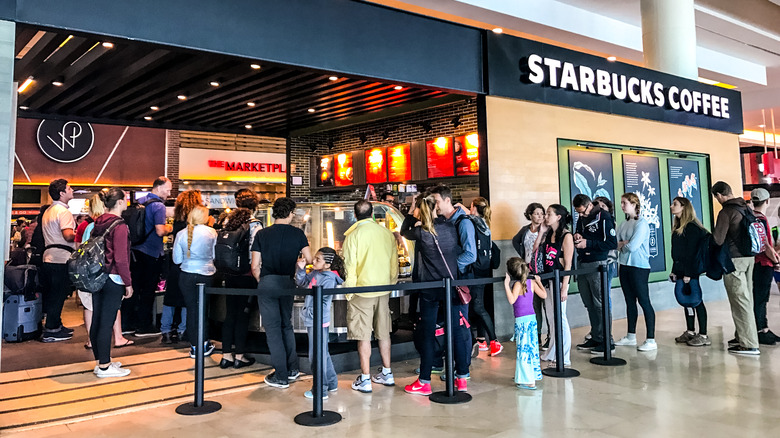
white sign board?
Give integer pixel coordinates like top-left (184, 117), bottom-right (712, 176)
top-left (179, 147), bottom-right (286, 183)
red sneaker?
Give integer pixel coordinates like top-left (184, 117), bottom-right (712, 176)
top-left (455, 377), bottom-right (468, 392)
top-left (489, 340), bottom-right (504, 356)
top-left (404, 379), bottom-right (432, 396)
top-left (477, 340), bottom-right (488, 351)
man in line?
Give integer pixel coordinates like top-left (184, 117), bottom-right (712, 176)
top-left (712, 181), bottom-right (760, 355)
top-left (572, 194), bottom-right (617, 355)
top-left (748, 188), bottom-right (780, 345)
top-left (127, 177), bottom-right (173, 337)
top-left (40, 179), bottom-right (76, 342)
top-left (344, 200), bottom-right (399, 393)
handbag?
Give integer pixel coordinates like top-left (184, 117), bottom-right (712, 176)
top-left (432, 235), bottom-right (471, 304)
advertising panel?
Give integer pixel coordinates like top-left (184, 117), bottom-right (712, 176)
top-left (388, 143), bottom-right (411, 182)
top-left (455, 133), bottom-right (479, 176)
top-left (335, 152), bottom-right (354, 186)
top-left (365, 147), bottom-right (388, 184)
top-left (179, 147), bottom-right (287, 183)
top-left (316, 155), bottom-right (334, 187)
top-left (426, 137), bottom-right (454, 178)
top-left (667, 158), bottom-right (703, 220)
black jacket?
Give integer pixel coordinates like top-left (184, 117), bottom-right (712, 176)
top-left (512, 225), bottom-right (534, 260)
top-left (671, 222), bottom-right (709, 277)
top-left (574, 206), bottom-right (617, 263)
top-left (401, 214), bottom-right (460, 299)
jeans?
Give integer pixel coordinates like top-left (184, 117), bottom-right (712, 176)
top-left (91, 279), bottom-right (125, 365)
top-left (127, 250), bottom-right (162, 331)
top-left (619, 265), bottom-right (655, 338)
top-left (417, 295), bottom-right (470, 382)
top-left (257, 275), bottom-right (299, 378)
top-left (469, 283), bottom-right (496, 342)
top-left (723, 257), bottom-right (758, 348)
top-left (160, 305), bottom-right (186, 336)
top-left (179, 272), bottom-right (212, 347)
top-left (577, 261), bottom-right (607, 344)
top-left (307, 326), bottom-right (338, 392)
top-left (752, 263), bottom-right (774, 331)
top-left (223, 275), bottom-right (256, 354)
top-left (41, 263), bottom-right (71, 330)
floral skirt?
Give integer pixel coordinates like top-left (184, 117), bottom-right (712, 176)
top-left (514, 315), bottom-right (542, 385)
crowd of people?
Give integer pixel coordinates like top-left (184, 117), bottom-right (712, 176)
top-left (20, 175), bottom-right (779, 393)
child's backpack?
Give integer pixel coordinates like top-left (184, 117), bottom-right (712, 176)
top-left (67, 219), bottom-right (124, 293)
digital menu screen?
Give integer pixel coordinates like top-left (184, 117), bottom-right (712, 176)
top-left (455, 133), bottom-right (479, 176)
top-left (388, 143), bottom-right (411, 182)
top-left (426, 137), bottom-right (454, 178)
top-left (316, 155), bottom-right (335, 187)
top-left (335, 152), bottom-right (354, 186)
top-left (365, 147), bottom-right (388, 184)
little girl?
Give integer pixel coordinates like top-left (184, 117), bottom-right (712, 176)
top-left (295, 247), bottom-right (345, 399)
top-left (504, 257), bottom-right (547, 390)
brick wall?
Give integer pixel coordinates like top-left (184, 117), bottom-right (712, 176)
top-left (289, 99), bottom-right (480, 203)
top-left (166, 130), bottom-right (180, 195)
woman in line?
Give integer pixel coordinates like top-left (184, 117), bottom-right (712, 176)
top-left (534, 204), bottom-right (574, 366)
top-left (80, 194), bottom-right (133, 350)
top-left (173, 205), bottom-right (218, 358)
top-left (219, 189), bottom-right (262, 369)
top-left (90, 188), bottom-right (134, 377)
top-left (670, 197), bottom-right (711, 347)
top-left (403, 195), bottom-right (470, 395)
top-left (614, 193), bottom-right (656, 351)
top-left (512, 202), bottom-right (548, 349)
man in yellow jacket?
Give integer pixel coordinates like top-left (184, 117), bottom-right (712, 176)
top-left (343, 199), bottom-right (399, 393)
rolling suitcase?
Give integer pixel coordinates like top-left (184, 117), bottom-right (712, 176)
top-left (3, 264), bottom-right (43, 342)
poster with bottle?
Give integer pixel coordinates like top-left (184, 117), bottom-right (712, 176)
top-left (426, 137), bottom-right (454, 178)
top-left (316, 155), bottom-right (334, 187)
top-left (455, 133), bottom-right (479, 176)
top-left (568, 149), bottom-right (614, 231)
top-left (334, 152), bottom-right (354, 186)
top-left (623, 154), bottom-right (666, 272)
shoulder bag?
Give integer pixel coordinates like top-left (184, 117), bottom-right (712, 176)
top-left (432, 235), bottom-right (471, 304)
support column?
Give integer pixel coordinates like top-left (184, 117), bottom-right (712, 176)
top-left (640, 0), bottom-right (698, 79)
top-left (0, 19), bottom-right (16, 371)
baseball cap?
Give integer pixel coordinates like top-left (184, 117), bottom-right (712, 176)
top-left (751, 188), bottom-right (770, 202)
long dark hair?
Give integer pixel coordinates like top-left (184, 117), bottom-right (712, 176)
top-left (547, 204), bottom-right (571, 243)
top-left (318, 247), bottom-right (346, 280)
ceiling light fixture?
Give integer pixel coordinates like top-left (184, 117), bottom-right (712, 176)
top-left (217, 182), bottom-right (223, 186)
top-left (760, 124), bottom-right (766, 128)
top-left (308, 143), bottom-right (318, 152)
top-left (451, 115), bottom-right (462, 128)
top-left (17, 76), bottom-right (34, 93)
top-left (359, 133), bottom-right (368, 145)
top-left (607, 56), bottom-right (617, 62)
top-left (420, 121), bottom-right (432, 133)
top-left (307, 108), bottom-right (316, 113)
top-left (247, 102), bottom-right (256, 107)
top-left (102, 42), bottom-right (114, 49)
top-left (183, 181), bottom-right (190, 185)
top-left (150, 106), bottom-right (159, 111)
top-left (245, 124), bottom-right (252, 129)
top-left (177, 94), bottom-right (187, 100)
top-left (250, 63), bottom-right (261, 70)
top-left (329, 76), bottom-right (338, 81)
top-left (144, 116), bottom-right (152, 121)
top-left (492, 28), bottom-right (503, 34)
top-left (327, 139), bottom-right (335, 150)
top-left (51, 79), bottom-right (63, 87)
top-left (209, 80), bottom-right (220, 87)
top-left (382, 129), bottom-right (391, 140)
top-left (393, 85), bottom-right (403, 90)
top-left (19, 106), bottom-right (28, 110)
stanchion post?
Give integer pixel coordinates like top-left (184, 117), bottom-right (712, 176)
top-left (430, 277), bottom-right (471, 404)
top-left (542, 269), bottom-right (580, 378)
top-left (590, 265), bottom-right (626, 367)
top-left (176, 283), bottom-right (221, 415)
top-left (294, 286), bottom-right (342, 426)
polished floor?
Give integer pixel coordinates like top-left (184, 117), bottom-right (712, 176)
top-left (3, 296), bottom-right (780, 437)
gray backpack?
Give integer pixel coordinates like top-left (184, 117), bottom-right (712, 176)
top-left (67, 219), bottom-right (124, 293)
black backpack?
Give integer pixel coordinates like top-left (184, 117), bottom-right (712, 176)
top-left (29, 223), bottom-right (46, 266)
top-left (455, 215), bottom-right (499, 273)
top-left (214, 220), bottom-right (261, 275)
top-left (122, 197), bottom-right (163, 245)
top-left (67, 219), bottom-right (125, 293)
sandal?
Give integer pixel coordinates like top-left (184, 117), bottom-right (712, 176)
top-left (114, 339), bottom-right (135, 348)
top-left (517, 384), bottom-right (537, 390)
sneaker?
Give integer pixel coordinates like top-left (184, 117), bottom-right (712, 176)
top-left (767, 330), bottom-right (780, 343)
top-left (264, 371), bottom-right (290, 388)
top-left (134, 327), bottom-right (161, 338)
top-left (371, 368), bottom-right (395, 386)
top-left (41, 327), bottom-right (72, 343)
top-left (758, 331), bottom-right (777, 346)
top-left (590, 343), bottom-right (616, 355)
top-left (577, 339), bottom-right (600, 350)
top-left (121, 328), bottom-right (136, 335)
top-left (62, 326), bottom-right (74, 335)
top-left (727, 338), bottom-right (740, 346)
top-left (584, 333), bottom-right (592, 341)
top-left (455, 377), bottom-right (468, 392)
top-left (489, 340), bottom-right (504, 356)
top-left (637, 339), bottom-right (657, 351)
top-left (728, 345), bottom-right (760, 356)
top-left (686, 334), bottom-right (711, 347)
top-left (404, 379), bottom-right (432, 396)
top-left (414, 366), bottom-right (444, 375)
top-left (351, 375), bottom-right (372, 393)
top-left (471, 343), bottom-right (480, 358)
top-left (541, 337), bottom-right (550, 351)
top-left (288, 369), bottom-right (301, 382)
top-left (93, 361), bottom-right (123, 374)
top-left (189, 342), bottom-right (216, 358)
top-left (675, 331), bottom-right (696, 343)
top-left (170, 331), bottom-right (180, 343)
top-left (615, 335), bottom-right (637, 346)
top-left (477, 340), bottom-right (489, 351)
top-left (95, 362), bottom-right (131, 378)
top-left (440, 373), bottom-right (471, 381)
top-left (160, 332), bottom-right (174, 345)
top-left (303, 390), bottom-right (328, 400)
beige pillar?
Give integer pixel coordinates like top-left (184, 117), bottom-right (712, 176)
top-left (640, 0), bottom-right (698, 79)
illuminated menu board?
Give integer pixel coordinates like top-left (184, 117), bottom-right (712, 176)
top-left (365, 147), bottom-right (388, 184)
top-left (455, 133), bottom-right (479, 176)
top-left (426, 137), bottom-right (454, 178)
top-left (388, 143), bottom-right (411, 182)
top-left (316, 155), bottom-right (335, 187)
top-left (335, 152), bottom-right (354, 186)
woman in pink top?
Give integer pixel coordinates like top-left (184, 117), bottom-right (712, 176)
top-left (504, 257), bottom-right (547, 390)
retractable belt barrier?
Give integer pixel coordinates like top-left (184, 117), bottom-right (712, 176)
top-left (181, 264), bottom-right (617, 425)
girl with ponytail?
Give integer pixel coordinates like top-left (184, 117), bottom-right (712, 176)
top-left (295, 247), bottom-right (346, 399)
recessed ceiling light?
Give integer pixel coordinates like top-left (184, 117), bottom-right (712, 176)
top-left (492, 28), bottom-right (503, 34)
top-left (247, 102), bottom-right (256, 107)
top-left (17, 76), bottom-right (34, 93)
top-left (250, 64), bottom-right (261, 70)
top-left (394, 85), bottom-right (403, 90)
top-left (144, 116), bottom-right (152, 121)
top-left (607, 56), bottom-right (617, 62)
top-left (150, 106), bottom-right (159, 111)
top-left (245, 124), bottom-right (252, 129)
top-left (177, 94), bottom-right (187, 100)
top-left (329, 76), bottom-right (338, 81)
top-left (183, 181), bottom-right (190, 185)
top-left (19, 106), bottom-right (28, 110)
top-left (102, 42), bottom-right (114, 49)
top-left (52, 80), bottom-right (63, 87)
top-left (307, 108), bottom-right (316, 113)
top-left (760, 124), bottom-right (766, 128)
top-left (217, 182), bottom-right (223, 186)
top-left (209, 81), bottom-right (220, 87)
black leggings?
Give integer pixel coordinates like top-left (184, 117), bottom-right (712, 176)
top-left (619, 265), bottom-right (655, 338)
top-left (179, 272), bottom-right (213, 347)
top-left (222, 275), bottom-right (256, 354)
top-left (684, 303), bottom-right (708, 335)
top-left (91, 279), bottom-right (125, 365)
top-left (469, 284), bottom-right (496, 342)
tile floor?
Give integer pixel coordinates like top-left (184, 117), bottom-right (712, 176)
top-left (3, 298), bottom-right (780, 437)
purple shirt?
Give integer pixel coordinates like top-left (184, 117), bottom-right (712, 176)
top-left (512, 279), bottom-right (535, 318)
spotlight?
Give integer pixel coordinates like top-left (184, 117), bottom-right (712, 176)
top-left (250, 64), bottom-right (261, 70)
top-left (308, 108), bottom-right (316, 113)
top-left (607, 56), bottom-right (617, 62)
top-left (308, 143), bottom-right (318, 153)
top-left (492, 28), bottom-right (503, 34)
top-left (52, 77), bottom-right (64, 87)
top-left (247, 102), bottom-right (256, 107)
top-left (451, 116), bottom-right (462, 128)
top-left (177, 94), bottom-right (187, 101)
top-left (329, 76), bottom-right (338, 81)
top-left (102, 42), bottom-right (114, 49)
top-left (150, 106), bottom-right (159, 111)
top-left (393, 85), bottom-right (403, 90)
top-left (327, 139), bottom-right (335, 150)
top-left (144, 116), bottom-right (152, 121)
top-left (420, 121), bottom-right (432, 133)
top-left (244, 124), bottom-right (252, 129)
top-left (359, 133), bottom-right (368, 144)
top-left (382, 130), bottom-right (391, 140)
top-left (209, 80), bottom-right (220, 87)
top-left (19, 106), bottom-right (28, 110)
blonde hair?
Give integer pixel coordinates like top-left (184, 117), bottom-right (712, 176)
top-left (419, 195), bottom-right (438, 235)
top-left (506, 257), bottom-right (531, 295)
top-left (88, 194), bottom-right (105, 218)
top-left (186, 205), bottom-right (210, 257)
top-left (621, 192), bottom-right (641, 220)
top-left (471, 197), bottom-right (491, 228)
top-left (672, 197), bottom-right (702, 236)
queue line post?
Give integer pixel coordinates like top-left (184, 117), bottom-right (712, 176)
top-left (541, 269), bottom-right (580, 378)
top-left (430, 277), bottom-right (472, 404)
top-left (590, 264), bottom-right (626, 367)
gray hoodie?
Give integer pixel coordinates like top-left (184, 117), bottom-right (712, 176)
top-left (295, 267), bottom-right (344, 327)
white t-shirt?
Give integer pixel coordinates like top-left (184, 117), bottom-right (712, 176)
top-left (42, 201), bottom-right (76, 264)
top-left (523, 229), bottom-right (538, 264)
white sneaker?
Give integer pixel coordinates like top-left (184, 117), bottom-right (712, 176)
top-left (93, 361), bottom-right (122, 374)
top-left (637, 339), bottom-right (658, 351)
top-left (95, 362), bottom-right (131, 378)
top-left (615, 336), bottom-right (637, 346)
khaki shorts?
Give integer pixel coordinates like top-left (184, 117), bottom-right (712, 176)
top-left (347, 294), bottom-right (392, 341)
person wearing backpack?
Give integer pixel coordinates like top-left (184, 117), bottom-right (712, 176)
top-left (217, 189), bottom-right (262, 369)
top-left (125, 177), bottom-right (173, 337)
top-left (90, 188), bottom-right (134, 378)
top-left (711, 181), bottom-right (760, 355)
top-left (748, 189), bottom-right (780, 345)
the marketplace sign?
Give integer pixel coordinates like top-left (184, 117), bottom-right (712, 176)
top-left (487, 34), bottom-right (743, 134)
top-left (179, 147), bottom-right (286, 183)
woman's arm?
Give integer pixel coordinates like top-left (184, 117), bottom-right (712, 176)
top-left (172, 232), bottom-right (183, 265)
top-left (560, 233), bottom-right (574, 301)
top-left (623, 220), bottom-right (649, 253)
top-left (400, 214), bottom-right (421, 241)
top-left (504, 273), bottom-right (518, 305)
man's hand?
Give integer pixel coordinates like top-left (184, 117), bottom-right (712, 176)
top-left (574, 239), bottom-right (587, 249)
top-left (683, 276), bottom-right (691, 284)
top-left (124, 286), bottom-right (133, 300)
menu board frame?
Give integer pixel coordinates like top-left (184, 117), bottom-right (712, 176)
top-left (426, 136), bottom-right (455, 179)
top-left (315, 155), bottom-right (335, 187)
top-left (388, 143), bottom-right (412, 182)
top-left (334, 152), bottom-right (354, 186)
top-left (365, 146), bottom-right (388, 184)
top-left (454, 132), bottom-right (479, 176)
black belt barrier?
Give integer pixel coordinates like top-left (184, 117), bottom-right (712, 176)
top-left (589, 264), bottom-right (626, 367)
